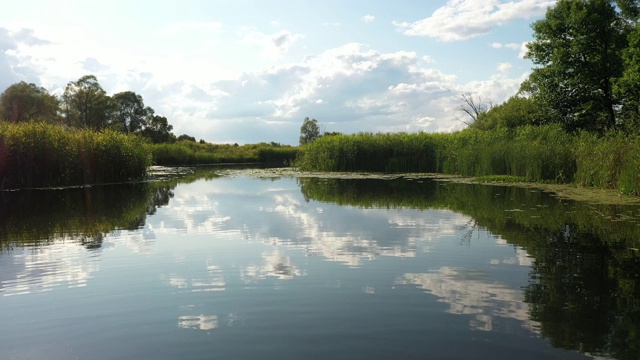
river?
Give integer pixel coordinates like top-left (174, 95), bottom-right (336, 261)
top-left (0, 167), bottom-right (638, 359)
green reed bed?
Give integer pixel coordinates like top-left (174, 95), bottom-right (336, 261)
top-left (298, 125), bottom-right (575, 181)
top-left (297, 132), bottom-right (442, 172)
top-left (150, 141), bottom-right (299, 166)
top-left (296, 124), bottom-right (640, 194)
top-left (0, 122), bottom-right (151, 188)
top-left (439, 125), bottom-right (575, 182)
top-left (574, 131), bottom-right (640, 195)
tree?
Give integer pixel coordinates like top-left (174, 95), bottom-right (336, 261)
top-left (615, 24), bottom-right (640, 131)
top-left (112, 91), bottom-right (152, 133)
top-left (62, 75), bottom-right (113, 129)
top-left (299, 117), bottom-right (320, 145)
top-left (142, 115), bottom-right (175, 143)
top-left (0, 81), bottom-right (60, 123)
top-left (177, 134), bottom-right (196, 142)
top-left (615, 0), bottom-right (640, 20)
top-left (469, 96), bottom-right (539, 130)
top-left (458, 92), bottom-right (492, 126)
top-left (524, 0), bottom-right (629, 133)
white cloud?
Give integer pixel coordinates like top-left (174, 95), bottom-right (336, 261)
top-left (394, 0), bottom-right (555, 42)
top-left (0, 24), bottom-right (530, 144)
top-left (196, 43), bottom-right (466, 141)
top-left (362, 15), bottom-right (376, 23)
top-left (519, 41), bottom-right (531, 59)
top-left (459, 66), bottom-right (529, 108)
top-left (490, 42), bottom-right (521, 50)
top-left (497, 62), bottom-right (512, 74)
top-left (238, 28), bottom-right (305, 60)
top-left (0, 27), bottom-right (49, 91)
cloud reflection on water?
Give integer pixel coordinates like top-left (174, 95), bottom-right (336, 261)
top-left (241, 249), bottom-right (303, 282)
top-left (0, 238), bottom-right (99, 296)
top-left (396, 266), bottom-right (536, 332)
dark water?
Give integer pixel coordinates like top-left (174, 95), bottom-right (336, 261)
top-left (0, 168), bottom-right (638, 360)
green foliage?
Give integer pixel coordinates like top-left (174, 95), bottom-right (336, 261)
top-left (177, 134), bottom-right (196, 142)
top-left (474, 175), bottom-right (528, 183)
top-left (574, 131), bottom-right (640, 195)
top-left (299, 117), bottom-right (320, 145)
top-left (62, 75), bottom-right (115, 129)
top-left (142, 115), bottom-right (176, 143)
top-left (297, 125), bottom-right (575, 182)
top-left (297, 125), bottom-right (640, 195)
top-left (524, 0), bottom-right (629, 132)
top-left (0, 122), bottom-right (151, 188)
top-left (615, 24), bottom-right (640, 131)
top-left (111, 91), bottom-right (152, 133)
top-left (149, 140), bottom-right (299, 166)
top-left (296, 132), bottom-right (441, 173)
top-left (469, 96), bottom-right (540, 130)
top-left (0, 81), bottom-right (60, 123)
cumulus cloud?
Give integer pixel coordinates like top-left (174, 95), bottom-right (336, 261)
top-left (490, 42), bottom-right (522, 50)
top-left (519, 41), bottom-right (531, 59)
top-left (459, 64), bottom-right (529, 109)
top-left (0, 27), bottom-right (48, 91)
top-left (362, 15), bottom-right (376, 23)
top-left (0, 24), bottom-right (530, 145)
top-left (201, 43), bottom-right (464, 142)
top-left (239, 28), bottom-right (304, 60)
top-left (394, 0), bottom-right (555, 41)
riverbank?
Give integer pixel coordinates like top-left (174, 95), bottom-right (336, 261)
top-left (0, 122), bottom-right (151, 189)
top-left (295, 125), bottom-right (640, 196)
top-left (0, 122), bottom-right (299, 189)
top-left (203, 167), bottom-right (640, 206)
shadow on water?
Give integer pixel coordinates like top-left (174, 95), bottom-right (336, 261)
top-left (298, 177), bottom-right (640, 360)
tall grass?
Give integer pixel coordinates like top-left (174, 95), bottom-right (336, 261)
top-left (149, 141), bottom-right (299, 166)
top-left (296, 124), bottom-right (640, 195)
top-left (574, 131), bottom-right (640, 195)
top-left (0, 122), bottom-right (151, 188)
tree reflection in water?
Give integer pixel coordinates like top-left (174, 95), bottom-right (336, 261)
top-left (298, 176), bottom-right (640, 359)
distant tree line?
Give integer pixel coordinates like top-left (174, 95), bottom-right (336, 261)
top-left (464, 0), bottom-right (640, 134)
top-left (0, 74), bottom-right (196, 144)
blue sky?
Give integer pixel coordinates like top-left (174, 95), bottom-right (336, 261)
top-left (0, 0), bottom-right (555, 145)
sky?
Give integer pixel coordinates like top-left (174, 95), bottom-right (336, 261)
top-left (0, 0), bottom-right (556, 145)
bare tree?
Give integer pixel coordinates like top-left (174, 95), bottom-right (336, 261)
top-left (458, 92), bottom-right (492, 126)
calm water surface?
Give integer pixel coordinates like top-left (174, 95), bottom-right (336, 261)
top-left (1, 168), bottom-right (638, 359)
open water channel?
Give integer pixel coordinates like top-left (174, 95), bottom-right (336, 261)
top-left (0, 167), bottom-right (638, 359)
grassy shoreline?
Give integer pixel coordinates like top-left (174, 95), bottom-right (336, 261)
top-left (296, 125), bottom-right (640, 196)
top-left (3, 122), bottom-right (640, 200)
top-left (0, 122), bottom-right (301, 189)
top-left (0, 122), bottom-right (151, 189)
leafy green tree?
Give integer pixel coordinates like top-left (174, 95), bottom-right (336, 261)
top-left (615, 25), bottom-right (640, 131)
top-left (0, 81), bottom-right (60, 123)
top-left (469, 96), bottom-right (540, 130)
top-left (62, 75), bottom-right (113, 129)
top-left (299, 117), bottom-right (320, 145)
top-left (524, 0), bottom-right (629, 133)
top-left (615, 0), bottom-right (640, 20)
top-left (142, 115), bottom-right (175, 143)
top-left (112, 91), bottom-right (153, 133)
top-left (177, 134), bottom-right (196, 142)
